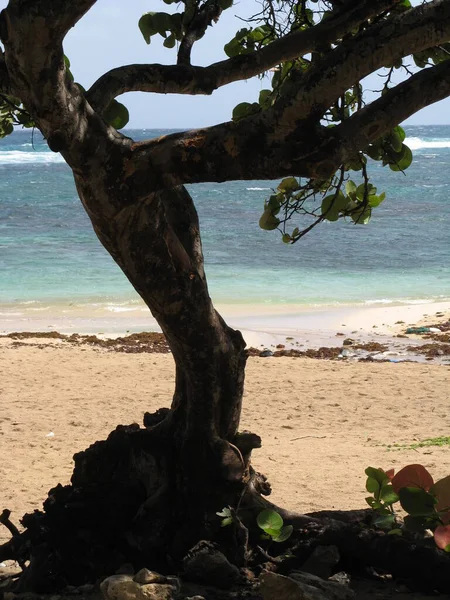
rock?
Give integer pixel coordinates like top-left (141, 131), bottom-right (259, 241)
top-left (289, 571), bottom-right (354, 599)
top-left (260, 571), bottom-right (354, 600)
top-left (300, 545), bottom-right (340, 578)
top-left (183, 541), bottom-right (239, 589)
top-left (260, 571), bottom-right (326, 600)
top-left (329, 572), bottom-right (351, 586)
top-left (100, 574), bottom-right (178, 600)
top-left (342, 338), bottom-right (354, 346)
top-left (276, 344), bottom-right (285, 349)
top-left (260, 349), bottom-right (273, 357)
top-left (77, 584), bottom-right (94, 593)
top-left (133, 569), bottom-right (167, 585)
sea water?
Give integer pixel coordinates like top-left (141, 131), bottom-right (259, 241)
top-left (0, 126), bottom-right (449, 320)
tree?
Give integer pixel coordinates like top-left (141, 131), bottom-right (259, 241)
top-left (1, 0), bottom-right (450, 591)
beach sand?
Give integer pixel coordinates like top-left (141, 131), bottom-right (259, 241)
top-left (1, 302), bottom-right (449, 598)
top-left (1, 334), bottom-right (449, 549)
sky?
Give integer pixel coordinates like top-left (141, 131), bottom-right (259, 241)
top-left (2, 0), bottom-right (450, 128)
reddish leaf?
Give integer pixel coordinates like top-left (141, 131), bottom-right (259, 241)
top-left (441, 512), bottom-right (450, 525)
top-left (431, 475), bottom-right (450, 513)
top-left (434, 525), bottom-right (450, 551)
top-left (385, 468), bottom-right (395, 481)
top-left (391, 464), bottom-right (434, 494)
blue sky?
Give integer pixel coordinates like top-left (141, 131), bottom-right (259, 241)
top-left (3, 0), bottom-right (450, 128)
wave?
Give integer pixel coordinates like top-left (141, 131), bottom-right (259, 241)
top-left (406, 137), bottom-right (450, 150)
top-left (246, 187), bottom-right (271, 191)
top-left (0, 150), bottom-right (65, 165)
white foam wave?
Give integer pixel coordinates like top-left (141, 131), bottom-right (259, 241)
top-left (0, 150), bottom-right (64, 165)
top-left (246, 187), bottom-right (271, 191)
top-left (364, 299), bottom-right (394, 305)
top-left (406, 137), bottom-right (450, 150)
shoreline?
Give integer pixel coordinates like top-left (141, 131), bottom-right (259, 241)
top-left (1, 300), bottom-right (449, 364)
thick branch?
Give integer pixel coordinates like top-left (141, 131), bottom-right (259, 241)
top-left (122, 116), bottom-right (340, 192)
top-left (337, 59), bottom-right (450, 157)
top-left (121, 59), bottom-right (450, 192)
top-left (5, 0), bottom-right (98, 40)
top-left (87, 0), bottom-right (397, 114)
top-left (0, 53), bottom-right (10, 93)
top-left (274, 0), bottom-right (450, 126)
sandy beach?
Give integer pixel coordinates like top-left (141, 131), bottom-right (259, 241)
top-left (1, 301), bottom-right (449, 549)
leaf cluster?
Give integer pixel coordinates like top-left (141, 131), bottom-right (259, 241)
top-left (256, 509), bottom-right (293, 543)
top-left (365, 464), bottom-right (450, 552)
top-left (139, 0), bottom-right (234, 50)
top-left (258, 123), bottom-right (413, 242)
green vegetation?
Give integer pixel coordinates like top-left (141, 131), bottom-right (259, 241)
top-left (365, 465), bottom-right (450, 552)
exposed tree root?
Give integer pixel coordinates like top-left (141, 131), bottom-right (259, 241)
top-left (2, 416), bottom-right (450, 595)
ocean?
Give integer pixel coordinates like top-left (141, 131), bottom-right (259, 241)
top-left (0, 125), bottom-right (449, 323)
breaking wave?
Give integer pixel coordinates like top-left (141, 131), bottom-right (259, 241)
top-left (0, 150), bottom-right (65, 165)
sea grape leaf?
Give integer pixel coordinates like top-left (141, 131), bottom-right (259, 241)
top-left (380, 484), bottom-right (399, 505)
top-left (434, 525), bottom-right (450, 552)
top-left (373, 513), bottom-right (395, 530)
top-left (277, 177), bottom-right (299, 193)
top-left (272, 525), bottom-right (293, 542)
top-left (391, 464), bottom-right (434, 493)
top-left (399, 487), bottom-right (437, 517)
top-left (103, 99), bottom-right (129, 130)
top-left (257, 509), bottom-right (283, 532)
top-left (431, 475), bottom-right (450, 513)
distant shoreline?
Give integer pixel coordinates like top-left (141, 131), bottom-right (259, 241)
top-left (1, 300), bottom-right (448, 363)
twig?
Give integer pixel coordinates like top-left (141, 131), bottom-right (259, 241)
top-left (290, 435), bottom-right (327, 441)
top-left (0, 510), bottom-right (20, 538)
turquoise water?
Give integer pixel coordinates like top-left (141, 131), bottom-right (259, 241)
top-left (0, 126), bottom-right (449, 313)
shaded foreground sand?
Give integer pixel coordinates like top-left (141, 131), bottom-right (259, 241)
top-left (1, 338), bottom-right (449, 549)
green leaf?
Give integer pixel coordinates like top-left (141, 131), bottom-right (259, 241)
top-left (366, 477), bottom-right (380, 496)
top-left (345, 180), bottom-right (357, 196)
top-left (282, 234), bottom-right (291, 244)
top-left (368, 192), bottom-right (386, 208)
top-left (272, 525), bottom-right (293, 542)
top-left (399, 487), bottom-right (438, 517)
top-left (388, 528), bottom-right (403, 536)
top-left (266, 195), bottom-right (281, 215)
top-left (277, 177), bottom-right (299, 193)
top-left (219, 0), bottom-right (233, 8)
top-left (373, 513), bottom-right (395, 530)
top-left (232, 102), bottom-right (259, 122)
top-left (259, 89), bottom-right (272, 110)
top-left (103, 99), bottom-right (130, 130)
top-left (321, 191), bottom-right (347, 222)
top-left (380, 484), bottom-right (399, 506)
top-left (221, 517), bottom-right (233, 527)
top-left (387, 129), bottom-right (403, 153)
top-left (257, 509), bottom-right (283, 532)
top-left (216, 507), bottom-right (232, 518)
top-left (403, 514), bottom-right (429, 532)
top-left (163, 33), bottom-right (176, 48)
top-left (351, 207), bottom-right (371, 225)
top-left (139, 12), bottom-right (157, 44)
top-left (259, 210), bottom-right (280, 231)
top-left (388, 144), bottom-right (413, 172)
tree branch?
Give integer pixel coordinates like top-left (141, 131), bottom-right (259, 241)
top-left (122, 115), bottom-right (340, 195)
top-left (4, 0), bottom-right (98, 41)
top-left (0, 52), bottom-right (10, 94)
top-left (273, 0), bottom-right (450, 126)
top-left (177, 0), bottom-right (224, 66)
top-left (87, 0), bottom-right (397, 114)
top-left (336, 59), bottom-right (450, 157)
